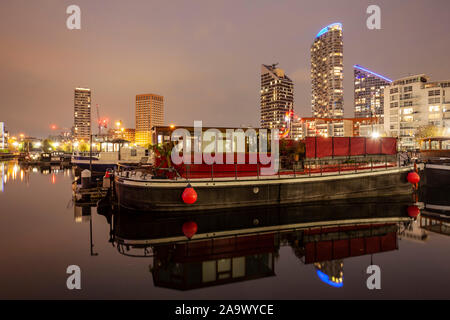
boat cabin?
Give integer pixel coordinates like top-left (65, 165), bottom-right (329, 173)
top-left (419, 137), bottom-right (450, 159)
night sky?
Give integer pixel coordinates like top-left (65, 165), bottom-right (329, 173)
top-left (1, 0), bottom-right (449, 137)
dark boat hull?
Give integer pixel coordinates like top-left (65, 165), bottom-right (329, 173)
top-left (115, 167), bottom-right (415, 212)
top-left (74, 162), bottom-right (115, 172)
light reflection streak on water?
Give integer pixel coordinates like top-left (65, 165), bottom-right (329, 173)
top-left (0, 162), bottom-right (4, 192)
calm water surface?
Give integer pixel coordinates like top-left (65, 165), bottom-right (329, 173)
top-left (0, 161), bottom-right (449, 299)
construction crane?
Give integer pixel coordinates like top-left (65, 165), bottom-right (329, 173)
top-left (95, 104), bottom-right (108, 135)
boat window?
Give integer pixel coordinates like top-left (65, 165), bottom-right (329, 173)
top-left (431, 140), bottom-right (440, 150)
top-left (443, 141), bottom-right (450, 150)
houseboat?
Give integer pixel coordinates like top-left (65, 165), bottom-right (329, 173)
top-left (72, 140), bottom-right (150, 172)
top-left (114, 136), bottom-right (420, 212)
top-left (50, 151), bottom-right (71, 164)
top-left (419, 136), bottom-right (450, 187)
top-left (418, 137), bottom-right (450, 212)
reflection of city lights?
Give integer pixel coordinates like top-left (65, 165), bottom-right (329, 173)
top-left (316, 270), bottom-right (343, 288)
top-left (0, 163), bottom-right (4, 192)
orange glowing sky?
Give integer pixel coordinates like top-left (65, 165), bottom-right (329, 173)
top-left (1, 0), bottom-right (449, 136)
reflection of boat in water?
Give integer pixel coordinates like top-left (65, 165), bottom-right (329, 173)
top-left (95, 196), bottom-right (414, 290)
top-left (418, 212), bottom-right (450, 237)
top-left (315, 261), bottom-right (344, 288)
top-left (420, 186), bottom-right (450, 214)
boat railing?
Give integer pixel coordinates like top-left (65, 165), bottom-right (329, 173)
top-left (115, 154), bottom-right (409, 181)
top-left (72, 151), bottom-right (101, 158)
top-left (116, 163), bottom-right (182, 180)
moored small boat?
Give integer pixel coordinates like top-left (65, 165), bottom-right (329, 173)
top-left (72, 146), bottom-right (150, 172)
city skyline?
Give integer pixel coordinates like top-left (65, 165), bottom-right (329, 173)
top-left (1, 0), bottom-right (450, 137)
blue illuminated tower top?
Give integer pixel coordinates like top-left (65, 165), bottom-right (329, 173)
top-left (316, 23), bottom-right (343, 38)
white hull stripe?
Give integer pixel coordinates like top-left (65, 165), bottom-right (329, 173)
top-left (116, 166), bottom-right (413, 188)
top-left (425, 204), bottom-right (450, 211)
top-left (426, 164), bottom-right (450, 171)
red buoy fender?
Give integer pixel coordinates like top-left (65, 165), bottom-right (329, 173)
top-left (407, 205), bottom-right (420, 218)
top-left (407, 172), bottom-right (420, 184)
top-left (182, 221), bottom-right (198, 239)
top-left (182, 184), bottom-right (198, 204)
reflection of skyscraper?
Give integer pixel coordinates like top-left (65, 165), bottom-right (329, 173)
top-left (135, 94), bottom-right (164, 146)
top-left (74, 205), bottom-right (92, 223)
top-left (260, 64), bottom-right (294, 132)
top-left (314, 260), bottom-right (344, 288)
top-left (0, 162), bottom-right (4, 192)
top-left (354, 65), bottom-right (392, 122)
top-left (311, 23), bottom-right (344, 119)
top-left (73, 88), bottom-right (91, 141)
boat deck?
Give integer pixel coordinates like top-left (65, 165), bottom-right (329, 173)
top-left (116, 162), bottom-right (409, 183)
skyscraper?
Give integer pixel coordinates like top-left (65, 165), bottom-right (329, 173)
top-left (0, 122), bottom-right (6, 150)
top-left (73, 88), bottom-right (91, 141)
top-left (260, 64), bottom-right (294, 132)
top-left (354, 65), bottom-right (392, 122)
top-left (311, 23), bottom-right (344, 119)
top-left (135, 93), bottom-right (164, 146)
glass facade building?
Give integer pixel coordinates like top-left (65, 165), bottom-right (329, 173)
top-left (354, 65), bottom-right (392, 123)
